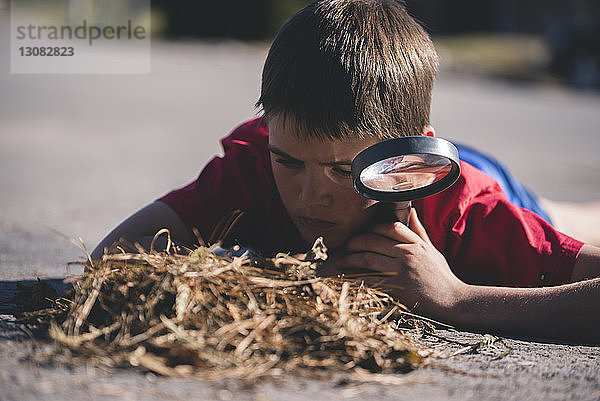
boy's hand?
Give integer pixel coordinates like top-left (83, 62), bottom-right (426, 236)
top-left (320, 209), bottom-right (467, 317)
top-left (319, 209), bottom-right (600, 343)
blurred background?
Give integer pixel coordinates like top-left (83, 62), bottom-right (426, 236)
top-left (150, 0), bottom-right (600, 90)
top-left (1, 0), bottom-right (599, 279)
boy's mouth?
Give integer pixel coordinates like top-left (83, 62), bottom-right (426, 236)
top-left (298, 216), bottom-right (337, 231)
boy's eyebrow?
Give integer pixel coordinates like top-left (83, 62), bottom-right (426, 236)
top-left (268, 145), bottom-right (352, 165)
top-left (268, 145), bottom-right (301, 161)
top-left (321, 160), bottom-right (352, 167)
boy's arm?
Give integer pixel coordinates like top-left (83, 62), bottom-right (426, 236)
top-left (447, 274), bottom-right (600, 344)
top-left (91, 201), bottom-right (194, 260)
top-left (570, 244), bottom-right (600, 282)
top-left (325, 209), bottom-right (600, 344)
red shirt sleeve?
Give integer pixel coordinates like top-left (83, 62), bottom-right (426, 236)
top-left (158, 118), bottom-right (272, 244)
top-left (158, 117), bottom-right (309, 255)
top-left (415, 162), bottom-right (583, 287)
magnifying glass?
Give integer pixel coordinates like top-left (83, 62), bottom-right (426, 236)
top-left (351, 136), bottom-right (461, 224)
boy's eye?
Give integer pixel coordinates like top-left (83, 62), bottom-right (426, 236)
top-left (275, 158), bottom-right (303, 169)
top-left (330, 166), bottom-right (352, 178)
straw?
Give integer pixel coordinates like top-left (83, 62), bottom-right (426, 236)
top-left (11, 237), bottom-right (436, 382)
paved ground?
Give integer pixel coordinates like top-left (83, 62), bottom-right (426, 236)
top-left (1, 10), bottom-right (600, 401)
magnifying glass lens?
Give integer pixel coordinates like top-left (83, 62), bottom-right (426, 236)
top-left (359, 154), bottom-right (452, 192)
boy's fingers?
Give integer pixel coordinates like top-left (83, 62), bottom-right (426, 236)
top-left (346, 232), bottom-right (422, 260)
top-left (346, 232), bottom-right (397, 255)
top-left (367, 209), bottom-right (431, 245)
top-left (336, 252), bottom-right (400, 274)
top-left (370, 220), bottom-right (421, 244)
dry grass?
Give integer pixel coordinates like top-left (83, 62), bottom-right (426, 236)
top-left (12, 238), bottom-right (437, 383)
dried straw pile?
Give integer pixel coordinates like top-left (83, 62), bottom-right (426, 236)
top-left (28, 239), bottom-right (434, 381)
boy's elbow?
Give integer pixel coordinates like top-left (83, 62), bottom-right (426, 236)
top-left (90, 201), bottom-right (193, 260)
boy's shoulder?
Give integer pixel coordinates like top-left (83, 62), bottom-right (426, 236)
top-left (223, 117), bottom-right (268, 146)
top-left (218, 117), bottom-right (270, 168)
top-left (416, 160), bottom-right (506, 221)
top-left (415, 160), bottom-right (515, 251)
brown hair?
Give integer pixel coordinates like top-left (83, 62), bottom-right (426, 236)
top-left (256, 0), bottom-right (439, 141)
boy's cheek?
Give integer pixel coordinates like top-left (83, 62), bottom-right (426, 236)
top-left (271, 165), bottom-right (294, 197)
top-left (273, 174), bottom-right (297, 204)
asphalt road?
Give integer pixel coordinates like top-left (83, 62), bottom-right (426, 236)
top-left (1, 11), bottom-right (600, 401)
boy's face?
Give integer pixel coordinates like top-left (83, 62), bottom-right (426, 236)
top-left (267, 115), bottom-right (379, 248)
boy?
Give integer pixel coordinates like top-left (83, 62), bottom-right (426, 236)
top-left (92, 0), bottom-right (600, 343)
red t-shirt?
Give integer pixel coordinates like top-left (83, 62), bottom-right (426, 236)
top-left (159, 118), bottom-right (583, 288)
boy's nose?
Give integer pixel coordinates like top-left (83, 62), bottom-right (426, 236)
top-left (299, 173), bottom-right (332, 207)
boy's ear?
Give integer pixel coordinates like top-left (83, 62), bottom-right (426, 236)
top-left (422, 125), bottom-right (436, 137)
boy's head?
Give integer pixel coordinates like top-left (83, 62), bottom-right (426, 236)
top-left (262, 0), bottom-right (440, 248)
top-left (257, 0), bottom-right (439, 141)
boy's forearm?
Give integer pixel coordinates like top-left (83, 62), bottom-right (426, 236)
top-left (446, 278), bottom-right (600, 344)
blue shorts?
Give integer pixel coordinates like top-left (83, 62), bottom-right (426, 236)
top-left (452, 142), bottom-right (553, 225)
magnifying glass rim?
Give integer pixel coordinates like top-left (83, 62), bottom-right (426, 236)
top-left (352, 136), bottom-right (461, 202)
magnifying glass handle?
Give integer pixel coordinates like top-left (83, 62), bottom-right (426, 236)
top-left (391, 201), bottom-right (412, 225)
top-left (375, 201), bottom-right (412, 225)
